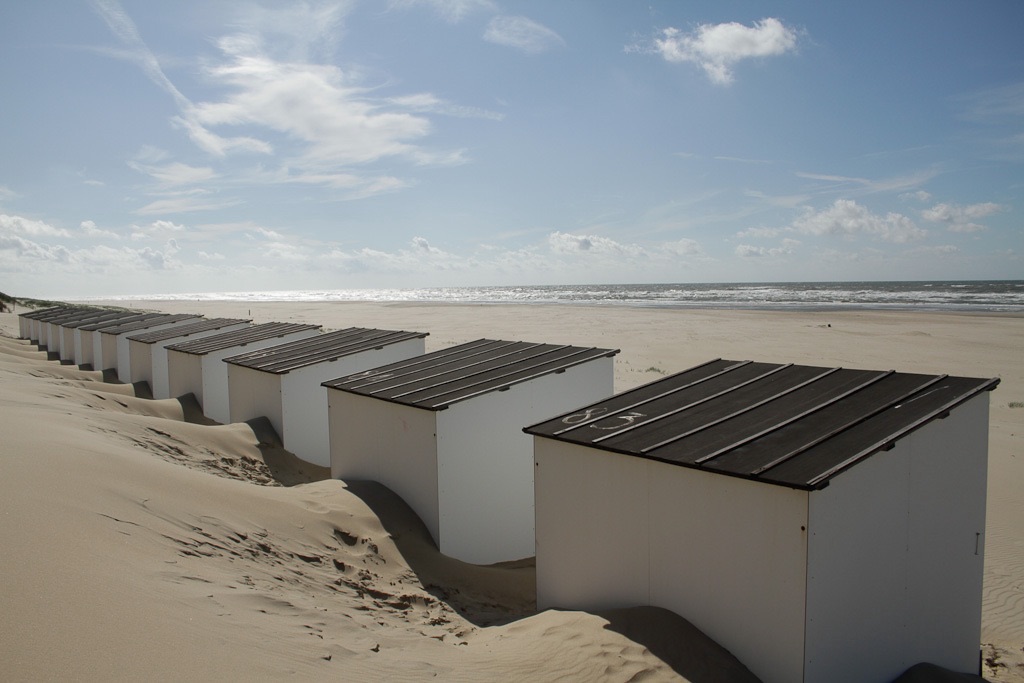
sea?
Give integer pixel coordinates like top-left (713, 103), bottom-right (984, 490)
top-left (101, 281), bottom-right (1024, 313)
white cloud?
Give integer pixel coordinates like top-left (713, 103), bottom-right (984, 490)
top-left (0, 232), bottom-right (182, 274)
top-left (795, 169), bottom-right (940, 194)
top-left (715, 156), bottom-right (771, 165)
top-left (737, 226), bottom-right (783, 239)
top-left (663, 238), bottom-right (704, 257)
top-left (253, 227), bottom-right (285, 240)
top-left (93, 0), bottom-right (487, 205)
top-left (899, 190), bottom-right (932, 202)
top-left (791, 199), bottom-right (926, 243)
top-left (388, 93), bottom-right (504, 120)
top-left (955, 82), bottom-right (1024, 122)
top-left (910, 244), bottom-right (961, 255)
top-left (128, 160), bottom-right (218, 187)
top-left (0, 186), bottom-right (18, 202)
top-left (135, 195), bottom-right (241, 215)
top-left (390, 0), bottom-right (496, 23)
top-left (80, 220), bottom-right (120, 239)
top-left (735, 240), bottom-right (797, 258)
top-left (250, 167), bottom-right (414, 197)
top-left (231, 2), bottom-right (350, 62)
top-left (650, 18), bottom-right (798, 85)
top-left (921, 202), bottom-right (1003, 233)
top-left (484, 15), bottom-right (565, 54)
top-left (0, 213), bottom-right (72, 238)
top-left (548, 231), bottom-right (647, 258)
top-left (193, 37), bottom-right (439, 168)
top-left (90, 0), bottom-right (274, 158)
top-left (0, 234), bottom-right (73, 263)
top-left (131, 219), bottom-right (187, 241)
top-left (744, 190), bottom-right (810, 208)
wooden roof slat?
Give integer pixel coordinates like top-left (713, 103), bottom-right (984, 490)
top-left (524, 358), bottom-right (1000, 490)
top-left (327, 338), bottom-right (618, 410)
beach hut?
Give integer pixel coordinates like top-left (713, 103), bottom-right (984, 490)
top-left (18, 306), bottom-right (64, 341)
top-left (21, 306), bottom-right (64, 345)
top-left (95, 313), bottom-right (190, 376)
top-left (47, 308), bottom-right (110, 359)
top-left (525, 358), bottom-right (1000, 683)
top-left (59, 310), bottom-right (132, 364)
top-left (100, 314), bottom-right (202, 380)
top-left (326, 339), bottom-right (619, 565)
top-left (17, 306), bottom-right (64, 343)
top-left (36, 307), bottom-right (92, 351)
top-left (226, 327), bottom-right (428, 467)
top-left (165, 322), bottom-right (322, 424)
top-left (76, 313), bottom-right (161, 369)
top-left (127, 318), bottom-right (250, 399)
top-left (56, 310), bottom-right (104, 362)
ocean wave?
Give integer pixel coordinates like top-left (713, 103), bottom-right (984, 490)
top-left (82, 281), bottom-right (1024, 312)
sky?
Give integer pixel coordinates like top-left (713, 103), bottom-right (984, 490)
top-left (1, 1), bottom-right (1022, 298)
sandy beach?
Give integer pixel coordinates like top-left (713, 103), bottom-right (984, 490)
top-left (2, 301), bottom-right (1022, 681)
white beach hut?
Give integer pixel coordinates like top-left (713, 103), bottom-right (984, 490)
top-left (16, 307), bottom-right (41, 339)
top-left (94, 313), bottom-right (192, 376)
top-left (100, 314), bottom-right (202, 381)
top-left (525, 358), bottom-right (1000, 683)
top-left (326, 339), bottom-right (619, 565)
top-left (28, 306), bottom-right (70, 348)
top-left (165, 322), bottom-right (322, 423)
top-left (76, 313), bottom-right (161, 370)
top-left (18, 306), bottom-right (65, 341)
top-left (59, 310), bottom-right (132, 364)
top-left (69, 312), bottom-right (138, 366)
top-left (226, 327), bottom-right (428, 468)
top-left (41, 308), bottom-right (98, 353)
top-left (127, 318), bottom-right (250, 398)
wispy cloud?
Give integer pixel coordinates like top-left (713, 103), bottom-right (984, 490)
top-left (640, 18), bottom-right (798, 85)
top-left (128, 160), bottom-right (218, 187)
top-left (0, 186), bottom-right (19, 203)
top-left (484, 15), bottom-right (565, 54)
top-left (795, 168), bottom-right (939, 194)
top-left (955, 82), bottom-right (1024, 122)
top-left (715, 156), bottom-right (772, 165)
top-left (953, 82), bottom-right (1024, 161)
top-left (135, 195), bottom-right (241, 215)
top-left (89, 0), bottom-right (266, 157)
top-left (744, 190), bottom-right (810, 208)
top-left (90, 0), bottom-right (484, 206)
top-left (389, 0), bottom-right (496, 24)
top-left (388, 93), bottom-right (504, 121)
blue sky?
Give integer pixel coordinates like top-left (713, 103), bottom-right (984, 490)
top-left (1, 1), bottom-right (1021, 297)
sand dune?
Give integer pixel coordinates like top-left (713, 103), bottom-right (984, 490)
top-left (2, 302), bottom-right (1022, 681)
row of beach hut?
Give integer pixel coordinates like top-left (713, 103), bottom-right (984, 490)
top-left (17, 304), bottom-right (998, 683)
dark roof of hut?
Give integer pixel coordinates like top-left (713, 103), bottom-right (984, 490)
top-left (323, 338), bottom-right (619, 410)
top-left (77, 313), bottom-right (165, 332)
top-left (40, 308), bottom-right (110, 325)
top-left (126, 318), bottom-right (250, 344)
top-left (99, 314), bottom-right (201, 336)
top-left (525, 358), bottom-right (999, 491)
top-left (165, 322), bottom-right (322, 355)
top-left (19, 306), bottom-right (75, 320)
top-left (59, 310), bottom-right (137, 329)
top-left (225, 327), bottom-right (427, 374)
